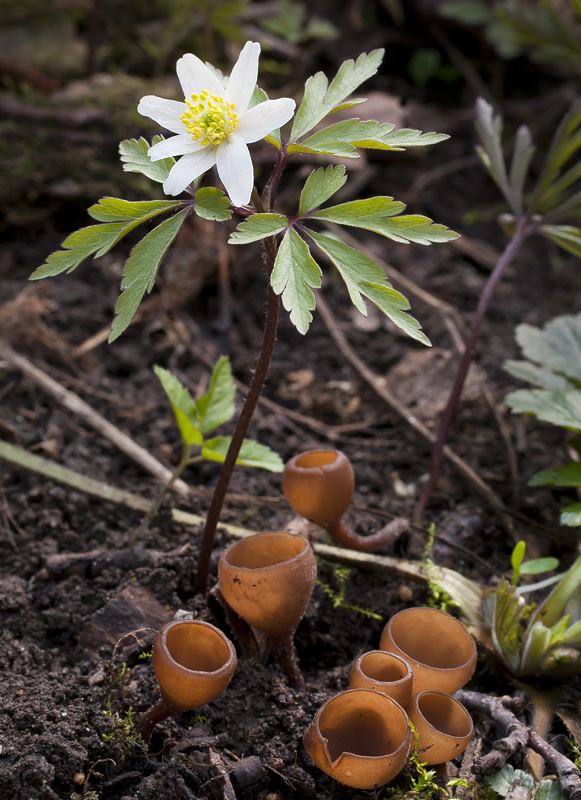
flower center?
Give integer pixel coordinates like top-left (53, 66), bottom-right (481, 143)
top-left (181, 90), bottom-right (238, 146)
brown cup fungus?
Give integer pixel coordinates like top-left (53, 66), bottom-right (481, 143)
top-left (349, 650), bottom-right (413, 708)
top-left (407, 690), bottom-right (474, 765)
top-left (218, 531), bottom-right (316, 686)
top-left (139, 619), bottom-right (237, 743)
top-left (303, 688), bottom-right (412, 789)
top-left (283, 449), bottom-right (408, 552)
top-left (380, 607), bottom-right (477, 695)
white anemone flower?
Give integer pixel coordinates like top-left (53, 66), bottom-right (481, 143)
top-left (137, 42), bottom-right (295, 206)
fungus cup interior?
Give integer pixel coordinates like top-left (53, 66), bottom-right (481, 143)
top-left (283, 449), bottom-right (354, 526)
top-left (350, 651), bottom-right (413, 707)
top-left (224, 530), bottom-right (306, 569)
top-left (321, 702), bottom-right (406, 761)
top-left (153, 620), bottom-right (237, 713)
top-left (407, 690), bottom-right (474, 766)
top-left (417, 692), bottom-right (473, 738)
top-left (380, 607), bottom-right (476, 693)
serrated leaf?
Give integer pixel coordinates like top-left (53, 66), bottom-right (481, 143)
top-left (109, 208), bottom-right (188, 342)
top-left (88, 198), bottom-right (182, 223)
top-left (229, 213), bottom-right (289, 244)
top-left (31, 197), bottom-right (183, 281)
top-left (290, 49), bottom-right (384, 142)
top-left (540, 224), bottom-right (581, 257)
top-left (286, 141), bottom-right (359, 158)
top-left (310, 198), bottom-right (458, 244)
top-left (298, 165), bottom-right (347, 216)
top-left (305, 228), bottom-right (430, 345)
top-left (196, 355), bottom-right (236, 435)
top-left (561, 502), bottom-right (581, 526)
top-left (512, 315), bottom-right (581, 385)
top-left (194, 187), bottom-right (232, 221)
top-left (505, 388), bottom-right (581, 430)
top-left (486, 765), bottom-right (534, 796)
top-left (529, 462), bottom-right (581, 487)
top-left (300, 118), bottom-right (449, 155)
top-left (201, 436), bottom-right (284, 471)
top-left (153, 365), bottom-right (202, 446)
top-left (270, 229), bottom-right (322, 335)
top-left (119, 135), bottom-right (176, 183)
top-left (503, 359), bottom-right (572, 390)
top-left (536, 778), bottom-right (567, 800)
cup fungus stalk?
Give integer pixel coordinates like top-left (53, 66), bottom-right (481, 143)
top-left (283, 449), bottom-right (408, 552)
top-left (380, 607), bottom-right (477, 695)
top-left (218, 531), bottom-right (316, 686)
top-left (303, 688), bottom-right (412, 789)
top-left (139, 619), bottom-right (237, 744)
top-left (406, 690), bottom-right (473, 766)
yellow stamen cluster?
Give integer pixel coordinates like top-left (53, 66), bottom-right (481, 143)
top-left (181, 90), bottom-right (238, 146)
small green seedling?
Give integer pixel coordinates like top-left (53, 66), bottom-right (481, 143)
top-left (510, 540), bottom-right (559, 586)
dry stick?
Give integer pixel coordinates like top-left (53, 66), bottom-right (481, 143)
top-left (456, 689), bottom-right (581, 800)
top-left (0, 439), bottom-right (485, 613)
top-left (414, 219), bottom-right (535, 526)
top-left (0, 338), bottom-right (190, 496)
top-left (314, 292), bottom-right (514, 536)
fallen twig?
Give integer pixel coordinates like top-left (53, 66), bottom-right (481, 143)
top-left (315, 293), bottom-right (516, 538)
top-left (455, 690), bottom-right (581, 800)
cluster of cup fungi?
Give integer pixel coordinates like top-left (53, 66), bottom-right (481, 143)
top-left (139, 449), bottom-right (477, 791)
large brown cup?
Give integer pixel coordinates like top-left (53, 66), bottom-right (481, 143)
top-left (303, 688), bottom-right (412, 789)
top-left (407, 690), bottom-right (474, 765)
top-left (380, 607), bottom-right (477, 695)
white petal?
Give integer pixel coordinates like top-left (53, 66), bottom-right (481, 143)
top-left (225, 41), bottom-right (260, 112)
top-left (237, 98), bottom-right (296, 143)
top-left (177, 53), bottom-right (224, 99)
top-left (163, 148), bottom-right (217, 196)
top-left (138, 96), bottom-right (186, 134)
top-left (216, 135), bottom-right (253, 206)
top-left (148, 133), bottom-right (204, 161)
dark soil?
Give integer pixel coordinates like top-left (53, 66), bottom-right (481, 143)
top-left (1, 4), bottom-right (581, 800)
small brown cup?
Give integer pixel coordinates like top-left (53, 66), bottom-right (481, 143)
top-left (380, 607), bottom-right (477, 695)
top-left (349, 651), bottom-right (413, 708)
top-left (283, 449), bottom-right (354, 527)
top-left (407, 690), bottom-right (473, 765)
top-left (303, 688), bottom-right (412, 789)
top-left (153, 619), bottom-right (237, 713)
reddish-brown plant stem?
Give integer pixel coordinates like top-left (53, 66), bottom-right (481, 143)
top-left (270, 631), bottom-right (304, 689)
top-left (139, 697), bottom-right (172, 744)
top-left (414, 217), bottom-right (536, 525)
top-left (194, 232), bottom-right (280, 595)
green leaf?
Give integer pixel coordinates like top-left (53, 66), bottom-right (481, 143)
top-left (88, 197), bottom-right (182, 223)
top-left (298, 165), bottom-right (347, 216)
top-left (196, 355), bottom-right (236, 435)
top-left (298, 118), bottom-right (449, 157)
top-left (248, 86), bottom-right (281, 148)
top-left (153, 365), bottom-right (202, 446)
top-left (270, 229), bottom-right (322, 335)
top-left (536, 778), bottom-right (567, 800)
top-left (201, 436), bottom-right (284, 471)
top-left (512, 315), bottom-right (581, 386)
top-left (486, 765), bottom-right (534, 797)
top-left (109, 208), bottom-right (188, 342)
top-left (508, 125), bottom-right (534, 215)
top-left (532, 101), bottom-right (581, 214)
top-left (119, 135), bottom-right (176, 183)
top-left (229, 213), bottom-right (289, 244)
top-left (474, 98), bottom-right (513, 211)
top-left (540, 224), bottom-right (581, 257)
top-left (503, 359), bottom-right (572, 391)
top-left (31, 197), bottom-right (183, 281)
top-left (511, 540), bottom-right (526, 580)
top-left (290, 49), bottom-right (384, 142)
top-left (529, 462), bottom-right (581, 487)
top-left (305, 229), bottom-right (430, 345)
top-left (561, 502), bottom-right (581, 526)
top-left (310, 198), bottom-right (458, 244)
top-left (286, 141), bottom-right (359, 159)
top-left (194, 187), bottom-right (232, 221)
top-left (520, 557), bottom-right (560, 576)
top-left (505, 388), bottom-right (581, 431)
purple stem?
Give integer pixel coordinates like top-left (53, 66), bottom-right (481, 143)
top-left (139, 697), bottom-right (173, 744)
top-left (414, 217), bottom-right (535, 524)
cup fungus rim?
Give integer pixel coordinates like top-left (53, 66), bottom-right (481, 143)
top-left (220, 530), bottom-right (312, 573)
top-left (286, 448), bottom-right (348, 475)
top-left (412, 689), bottom-right (474, 740)
top-left (314, 688), bottom-right (412, 766)
top-left (156, 619), bottom-right (237, 679)
top-left (385, 607), bottom-right (477, 673)
top-left (354, 650), bottom-right (413, 687)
